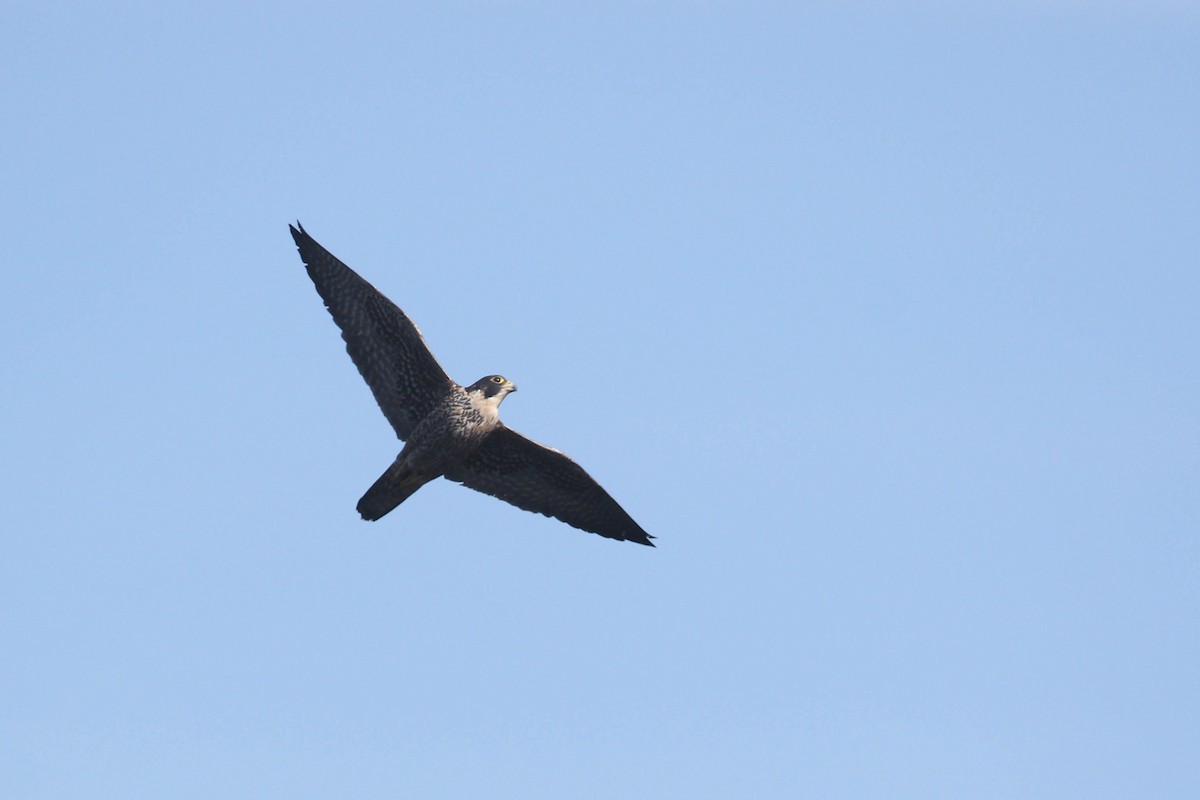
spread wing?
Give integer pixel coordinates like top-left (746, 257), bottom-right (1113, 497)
top-left (291, 223), bottom-right (455, 440)
top-left (444, 426), bottom-right (653, 545)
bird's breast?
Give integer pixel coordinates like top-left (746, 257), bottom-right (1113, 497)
top-left (401, 390), bottom-right (500, 473)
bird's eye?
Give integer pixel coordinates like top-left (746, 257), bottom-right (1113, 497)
top-left (492, 376), bottom-right (504, 383)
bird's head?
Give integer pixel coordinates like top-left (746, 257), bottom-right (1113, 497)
top-left (467, 374), bottom-right (518, 403)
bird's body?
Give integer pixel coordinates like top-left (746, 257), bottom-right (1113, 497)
top-left (290, 223), bottom-right (653, 546)
top-left (398, 384), bottom-right (505, 475)
top-left (356, 379), bottom-right (510, 520)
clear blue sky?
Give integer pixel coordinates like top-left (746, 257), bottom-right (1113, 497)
top-left (3, 3), bottom-right (1196, 797)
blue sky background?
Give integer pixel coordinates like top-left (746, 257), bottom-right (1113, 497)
top-left (2, 3), bottom-right (1197, 797)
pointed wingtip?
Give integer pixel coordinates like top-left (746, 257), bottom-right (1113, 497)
top-left (627, 530), bottom-right (655, 547)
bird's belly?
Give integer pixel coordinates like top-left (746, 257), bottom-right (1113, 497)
top-left (401, 402), bottom-right (497, 475)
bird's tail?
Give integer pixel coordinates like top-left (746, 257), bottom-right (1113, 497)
top-left (356, 460), bottom-right (434, 521)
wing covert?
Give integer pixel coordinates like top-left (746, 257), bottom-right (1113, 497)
top-left (291, 223), bottom-right (455, 439)
top-left (444, 426), bottom-right (653, 545)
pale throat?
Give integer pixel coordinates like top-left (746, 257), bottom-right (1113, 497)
top-left (467, 388), bottom-right (508, 424)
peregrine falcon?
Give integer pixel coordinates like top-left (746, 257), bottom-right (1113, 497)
top-left (290, 223), bottom-right (653, 546)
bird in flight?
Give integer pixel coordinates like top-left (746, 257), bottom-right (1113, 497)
top-left (290, 223), bottom-right (653, 546)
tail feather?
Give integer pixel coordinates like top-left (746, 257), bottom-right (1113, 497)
top-left (357, 461), bottom-right (433, 521)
